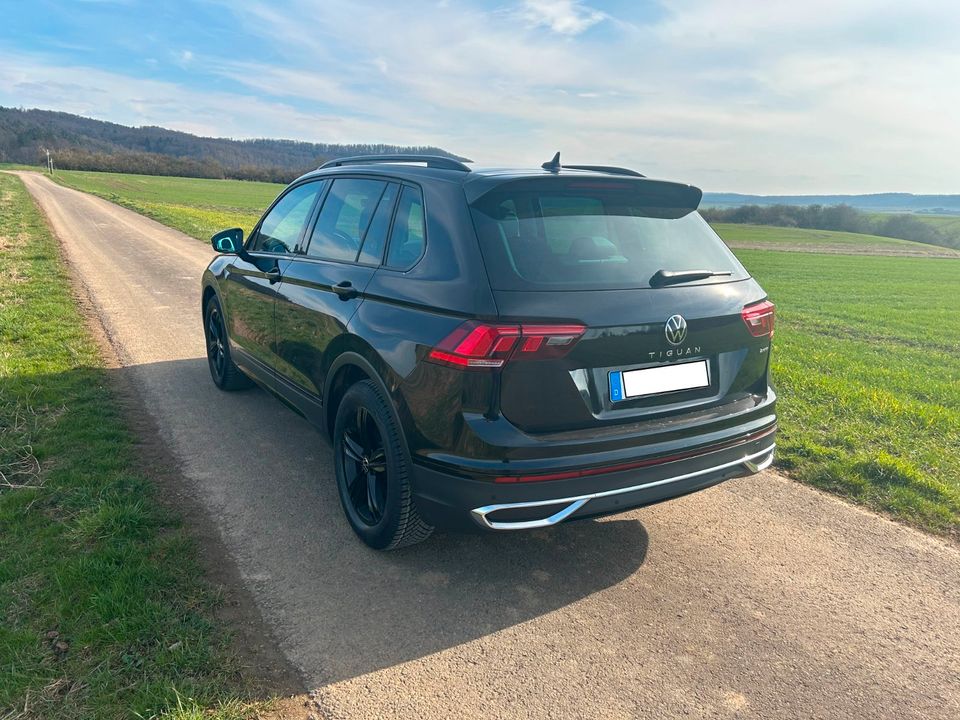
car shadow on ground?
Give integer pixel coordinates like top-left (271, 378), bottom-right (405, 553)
top-left (106, 357), bottom-right (650, 688)
top-left (320, 516), bottom-right (650, 684)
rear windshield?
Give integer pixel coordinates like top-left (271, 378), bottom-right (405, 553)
top-left (470, 179), bottom-right (748, 291)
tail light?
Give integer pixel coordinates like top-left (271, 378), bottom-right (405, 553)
top-left (428, 321), bottom-right (586, 369)
top-left (742, 300), bottom-right (775, 338)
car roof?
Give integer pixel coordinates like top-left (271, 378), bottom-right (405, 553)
top-left (298, 162), bottom-right (648, 184)
top-left (294, 159), bottom-right (702, 206)
top-left (295, 162), bottom-right (476, 185)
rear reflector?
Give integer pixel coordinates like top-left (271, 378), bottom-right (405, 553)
top-left (428, 321), bottom-right (585, 369)
top-left (742, 300), bottom-right (775, 338)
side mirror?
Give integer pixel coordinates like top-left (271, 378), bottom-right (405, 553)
top-left (211, 228), bottom-right (244, 254)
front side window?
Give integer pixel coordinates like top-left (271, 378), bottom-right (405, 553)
top-left (385, 185), bottom-right (426, 269)
top-left (307, 178), bottom-right (387, 262)
top-left (251, 181), bottom-right (324, 254)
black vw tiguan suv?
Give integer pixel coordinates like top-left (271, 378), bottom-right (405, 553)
top-left (202, 154), bottom-right (776, 550)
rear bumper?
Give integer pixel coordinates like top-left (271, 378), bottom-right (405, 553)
top-left (411, 427), bottom-right (776, 531)
top-left (472, 444), bottom-right (773, 530)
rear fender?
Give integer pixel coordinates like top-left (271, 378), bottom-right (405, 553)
top-left (322, 348), bottom-right (416, 448)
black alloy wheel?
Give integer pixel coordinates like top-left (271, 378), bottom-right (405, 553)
top-left (341, 405), bottom-right (388, 526)
top-left (333, 380), bottom-right (433, 549)
top-left (204, 296), bottom-right (251, 391)
top-left (206, 303), bottom-right (227, 381)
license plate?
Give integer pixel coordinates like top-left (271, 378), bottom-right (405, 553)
top-left (609, 360), bottom-right (709, 402)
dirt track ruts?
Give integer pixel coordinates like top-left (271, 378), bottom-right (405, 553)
top-left (16, 171), bottom-right (960, 719)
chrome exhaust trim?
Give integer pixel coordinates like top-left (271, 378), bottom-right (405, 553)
top-left (471, 444), bottom-right (775, 531)
top-left (742, 448), bottom-right (775, 473)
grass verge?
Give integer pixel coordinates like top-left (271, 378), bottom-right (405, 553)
top-left (0, 172), bottom-right (276, 718)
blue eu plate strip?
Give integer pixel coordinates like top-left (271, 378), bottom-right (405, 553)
top-left (609, 371), bottom-right (624, 402)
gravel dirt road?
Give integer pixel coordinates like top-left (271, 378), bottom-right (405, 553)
top-left (16, 171), bottom-right (960, 719)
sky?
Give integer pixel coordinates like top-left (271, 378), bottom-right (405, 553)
top-left (1, 0), bottom-right (958, 194)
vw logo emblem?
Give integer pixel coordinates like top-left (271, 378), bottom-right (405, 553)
top-left (664, 314), bottom-right (688, 346)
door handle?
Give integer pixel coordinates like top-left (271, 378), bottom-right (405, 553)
top-left (265, 264), bottom-right (282, 285)
top-left (332, 280), bottom-right (360, 299)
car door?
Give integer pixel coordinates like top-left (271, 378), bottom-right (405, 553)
top-left (221, 179), bottom-right (326, 370)
top-left (274, 177), bottom-right (399, 399)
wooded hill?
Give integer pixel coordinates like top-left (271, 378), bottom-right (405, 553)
top-left (0, 107), bottom-right (468, 183)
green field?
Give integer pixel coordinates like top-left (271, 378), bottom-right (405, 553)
top-left (912, 213), bottom-right (960, 240)
top-left (52, 169), bottom-right (280, 242)
top-left (737, 250), bottom-right (959, 533)
top-left (39, 169), bottom-right (960, 537)
top-left (0, 173), bottom-right (273, 718)
top-left (861, 209), bottom-right (960, 233)
top-left (715, 222), bottom-right (960, 257)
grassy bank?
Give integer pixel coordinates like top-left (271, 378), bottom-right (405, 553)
top-left (41, 168), bottom-right (960, 537)
top-left (0, 173), bottom-right (271, 718)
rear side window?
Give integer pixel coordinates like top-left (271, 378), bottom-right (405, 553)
top-left (470, 180), bottom-right (748, 290)
top-left (307, 178), bottom-right (386, 262)
top-left (357, 182), bottom-right (400, 265)
top-left (385, 185), bottom-right (426, 269)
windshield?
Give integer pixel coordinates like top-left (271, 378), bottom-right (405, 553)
top-left (470, 180), bottom-right (749, 291)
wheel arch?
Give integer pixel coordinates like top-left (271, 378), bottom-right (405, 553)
top-left (201, 270), bottom-right (222, 316)
top-left (323, 348), bottom-right (411, 444)
top-left (201, 283), bottom-right (217, 312)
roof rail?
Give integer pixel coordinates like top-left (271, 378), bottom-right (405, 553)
top-left (319, 154), bottom-right (471, 172)
top-left (563, 164), bottom-right (645, 178)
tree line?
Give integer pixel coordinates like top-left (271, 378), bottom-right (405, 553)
top-left (45, 147), bottom-right (310, 183)
top-left (700, 203), bottom-right (959, 250)
top-left (0, 106), bottom-right (468, 184)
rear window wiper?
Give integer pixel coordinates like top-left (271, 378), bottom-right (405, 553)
top-left (650, 269), bottom-right (733, 287)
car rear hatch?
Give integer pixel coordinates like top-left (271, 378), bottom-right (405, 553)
top-left (466, 175), bottom-right (774, 434)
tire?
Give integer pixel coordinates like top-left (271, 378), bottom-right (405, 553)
top-left (333, 379), bottom-right (433, 550)
top-left (204, 295), bottom-right (252, 391)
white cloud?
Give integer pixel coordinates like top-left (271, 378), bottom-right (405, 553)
top-left (518, 0), bottom-right (606, 35)
top-left (5, 0), bottom-right (960, 192)
top-left (0, 52), bottom-right (439, 145)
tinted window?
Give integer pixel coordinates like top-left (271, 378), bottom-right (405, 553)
top-left (307, 178), bottom-right (386, 261)
top-left (251, 181), bottom-right (323, 254)
top-left (357, 182), bottom-right (399, 265)
top-left (470, 180), bottom-right (748, 290)
top-left (385, 185), bottom-right (425, 269)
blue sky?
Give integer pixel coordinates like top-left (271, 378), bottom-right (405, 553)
top-left (1, 0), bottom-right (958, 193)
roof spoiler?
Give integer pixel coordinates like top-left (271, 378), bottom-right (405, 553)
top-left (466, 175), bottom-right (703, 215)
top-left (540, 151), bottom-right (645, 177)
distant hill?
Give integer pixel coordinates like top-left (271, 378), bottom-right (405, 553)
top-left (703, 192), bottom-right (960, 214)
top-left (0, 107), bottom-right (468, 183)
